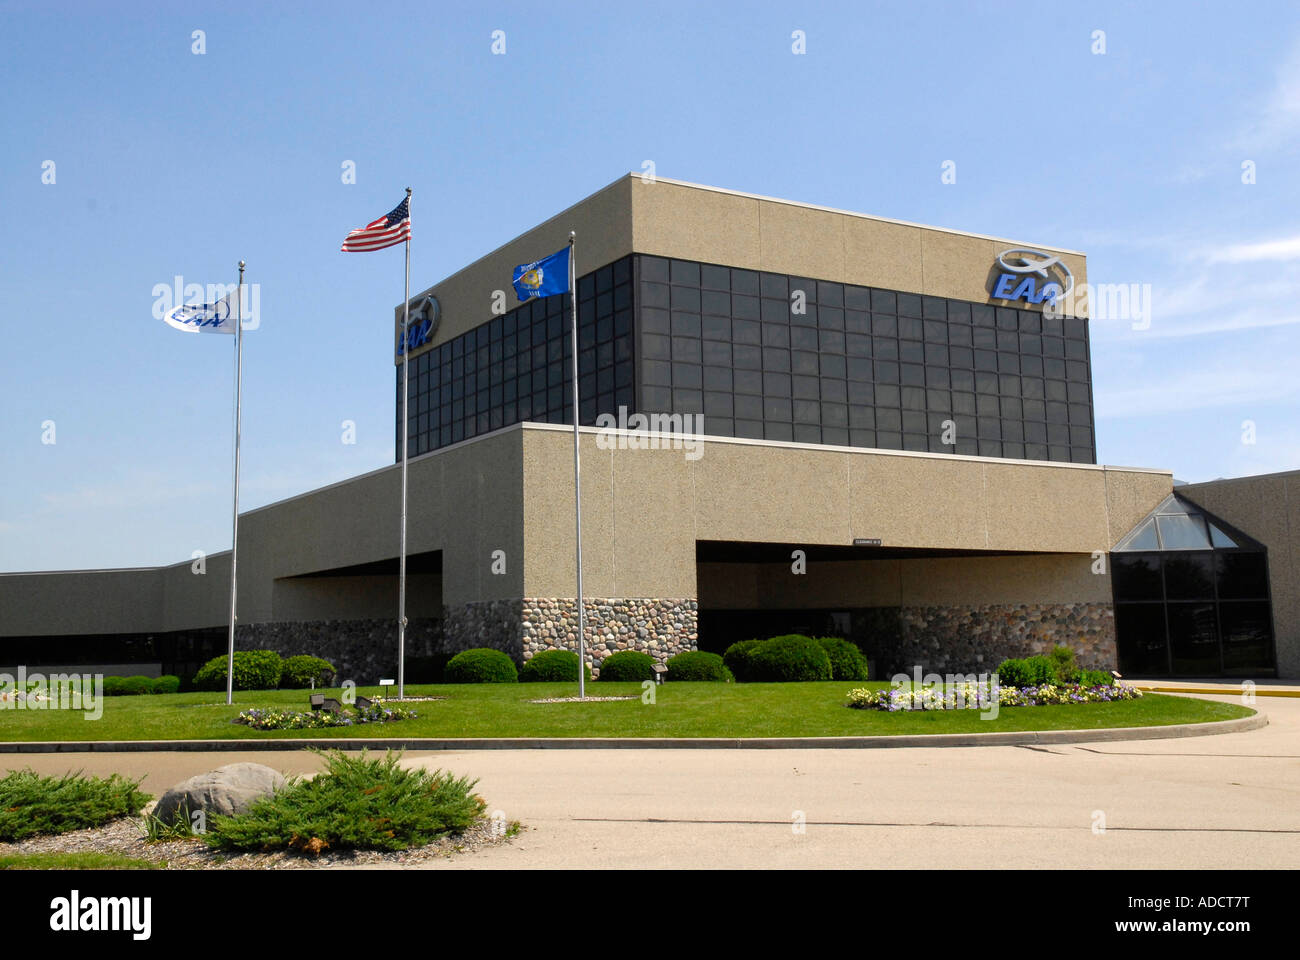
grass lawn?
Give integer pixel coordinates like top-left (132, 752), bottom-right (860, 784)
top-left (0, 682), bottom-right (1254, 741)
top-left (0, 852), bottom-right (162, 870)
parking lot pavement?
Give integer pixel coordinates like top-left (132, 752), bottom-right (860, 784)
top-left (404, 694), bottom-right (1300, 869)
top-left (6, 694), bottom-right (1297, 869)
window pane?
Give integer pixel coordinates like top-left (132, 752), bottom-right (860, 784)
top-left (1163, 552), bottom-right (1214, 600)
top-left (1219, 601), bottom-right (1274, 673)
top-left (1112, 553), bottom-right (1162, 600)
top-left (1156, 514), bottom-right (1211, 550)
top-left (1119, 513), bottom-right (1178, 552)
top-left (1208, 523), bottom-right (1238, 548)
top-left (1167, 603), bottom-right (1220, 674)
top-left (1216, 552), bottom-right (1269, 599)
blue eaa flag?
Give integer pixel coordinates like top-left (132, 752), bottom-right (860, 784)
top-left (512, 246), bottom-right (570, 301)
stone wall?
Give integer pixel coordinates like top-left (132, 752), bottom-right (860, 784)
top-left (520, 598), bottom-right (698, 676)
top-left (868, 602), bottom-right (1115, 678)
top-left (442, 599), bottom-right (524, 660)
top-left (237, 598), bottom-right (701, 681)
top-left (235, 600), bottom-right (1102, 683)
top-left (237, 618), bottom-right (441, 684)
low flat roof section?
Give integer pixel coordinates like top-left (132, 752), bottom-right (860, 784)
top-left (697, 540), bottom-right (1046, 563)
top-left (518, 424), bottom-right (1174, 602)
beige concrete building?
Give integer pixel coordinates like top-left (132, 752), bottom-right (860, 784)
top-left (0, 176), bottom-right (1289, 680)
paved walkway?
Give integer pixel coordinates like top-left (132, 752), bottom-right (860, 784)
top-left (5, 693), bottom-right (1297, 869)
top-left (1133, 679), bottom-right (1300, 697)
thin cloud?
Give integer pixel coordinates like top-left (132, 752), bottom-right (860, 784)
top-left (1095, 364), bottom-right (1300, 419)
top-left (1206, 235), bottom-right (1300, 264)
top-left (1088, 267), bottom-right (1300, 341)
top-left (1235, 36), bottom-right (1300, 152)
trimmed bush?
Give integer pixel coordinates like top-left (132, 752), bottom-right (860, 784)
top-left (814, 637), bottom-right (869, 681)
top-left (1049, 645), bottom-right (1080, 684)
top-left (443, 648), bottom-right (518, 684)
top-left (120, 676), bottom-right (154, 695)
top-left (193, 650), bottom-right (284, 692)
top-left (279, 655), bottom-right (337, 689)
top-left (722, 639), bottom-right (765, 683)
top-left (665, 651), bottom-right (731, 682)
top-left (1079, 669), bottom-right (1115, 687)
top-left (150, 675), bottom-right (181, 695)
top-left (99, 675), bottom-right (179, 696)
top-left (101, 676), bottom-right (126, 696)
top-left (597, 650), bottom-right (656, 682)
top-left (995, 658), bottom-right (1030, 687)
top-left (520, 649), bottom-right (590, 683)
top-left (996, 656), bottom-right (1057, 688)
top-left (748, 634), bottom-right (833, 682)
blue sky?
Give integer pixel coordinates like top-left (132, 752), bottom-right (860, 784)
top-left (2, 0), bottom-right (1298, 572)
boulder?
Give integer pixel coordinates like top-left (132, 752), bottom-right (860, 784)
top-left (153, 762), bottom-right (285, 827)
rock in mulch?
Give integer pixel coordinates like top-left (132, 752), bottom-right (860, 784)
top-left (153, 762), bottom-right (285, 827)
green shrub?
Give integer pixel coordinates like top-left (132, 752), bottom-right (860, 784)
top-left (1049, 645), bottom-right (1080, 684)
top-left (0, 770), bottom-right (150, 842)
top-left (101, 676), bottom-right (126, 696)
top-left (665, 651), bottom-right (732, 682)
top-left (193, 650), bottom-right (284, 691)
top-left (520, 649), bottom-right (590, 683)
top-left (205, 751), bottom-right (484, 854)
top-left (995, 658), bottom-right (1026, 687)
top-left (406, 654), bottom-right (454, 684)
top-left (813, 637), bottom-right (869, 681)
top-left (279, 655), bottom-right (337, 689)
top-left (722, 639), bottom-right (765, 682)
top-left (120, 675), bottom-right (153, 695)
top-left (1024, 655), bottom-right (1057, 685)
top-left (150, 675), bottom-right (181, 694)
top-left (443, 648), bottom-right (518, 684)
top-left (748, 634), bottom-right (833, 682)
top-left (597, 650), bottom-right (656, 682)
top-left (1079, 669), bottom-right (1115, 687)
top-left (997, 655), bottom-right (1056, 687)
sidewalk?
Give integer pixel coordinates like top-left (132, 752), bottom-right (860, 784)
top-left (1131, 678), bottom-right (1300, 697)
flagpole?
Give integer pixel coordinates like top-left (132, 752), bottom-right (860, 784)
top-left (226, 260), bottom-right (245, 707)
top-left (568, 231), bottom-right (585, 699)
top-left (397, 187), bottom-right (412, 701)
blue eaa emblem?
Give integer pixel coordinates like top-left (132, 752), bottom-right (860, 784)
top-left (991, 249), bottom-right (1074, 306)
top-left (172, 299), bottom-right (230, 328)
top-left (397, 295), bottom-right (439, 356)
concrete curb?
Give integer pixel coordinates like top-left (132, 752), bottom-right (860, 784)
top-left (0, 711), bottom-right (1267, 753)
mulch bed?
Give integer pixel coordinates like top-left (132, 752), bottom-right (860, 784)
top-left (0, 814), bottom-right (517, 870)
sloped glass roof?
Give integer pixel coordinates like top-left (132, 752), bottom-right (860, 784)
top-left (1112, 494), bottom-right (1263, 552)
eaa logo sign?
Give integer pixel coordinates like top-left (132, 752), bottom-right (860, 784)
top-left (397, 295), bottom-right (439, 356)
top-left (990, 249), bottom-right (1074, 307)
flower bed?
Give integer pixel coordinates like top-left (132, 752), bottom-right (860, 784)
top-left (846, 682), bottom-right (1142, 711)
top-left (0, 691), bottom-right (50, 705)
top-left (234, 700), bottom-right (418, 730)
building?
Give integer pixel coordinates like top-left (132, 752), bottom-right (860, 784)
top-left (0, 175), bottom-right (1290, 681)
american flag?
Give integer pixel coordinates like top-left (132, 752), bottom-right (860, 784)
top-left (340, 195), bottom-right (411, 252)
